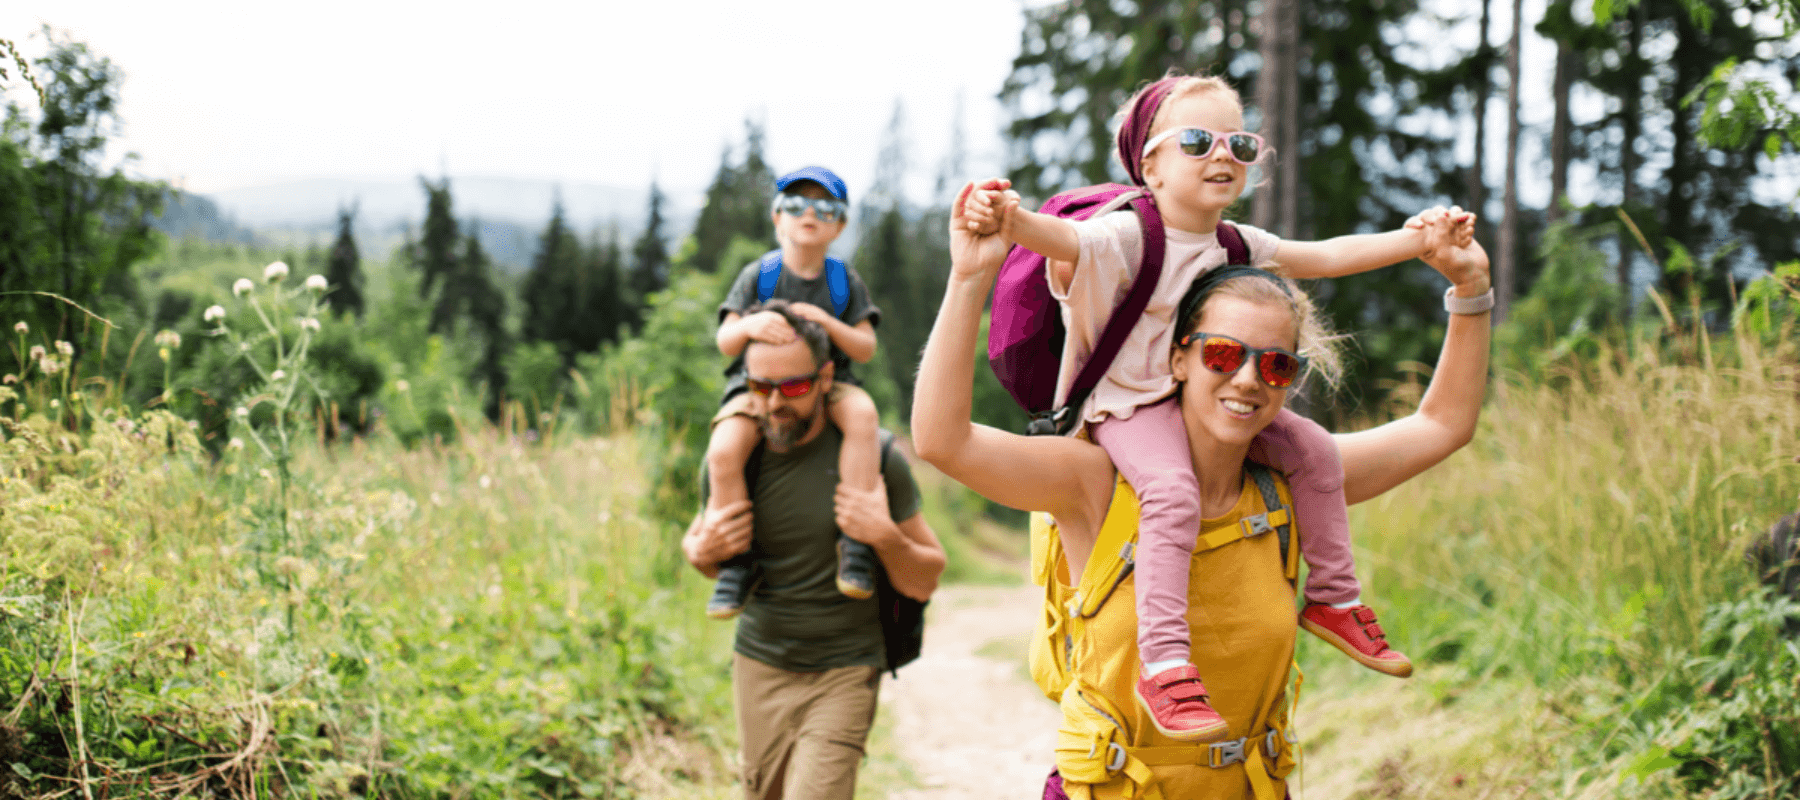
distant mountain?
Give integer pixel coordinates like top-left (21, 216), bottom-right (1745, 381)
top-left (167, 176), bottom-right (699, 272)
top-left (152, 191), bottom-right (256, 244)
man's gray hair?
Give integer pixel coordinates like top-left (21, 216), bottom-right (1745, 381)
top-left (744, 299), bottom-right (831, 368)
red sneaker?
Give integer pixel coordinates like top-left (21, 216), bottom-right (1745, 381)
top-left (1300, 602), bottom-right (1414, 678)
top-left (1133, 665), bottom-right (1230, 742)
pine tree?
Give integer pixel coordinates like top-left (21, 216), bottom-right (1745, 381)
top-left (626, 181), bottom-right (669, 333)
top-left (458, 232), bottom-right (509, 420)
top-left (520, 198), bottom-right (582, 355)
top-left (415, 176), bottom-right (459, 300)
top-left (690, 120), bottom-right (776, 273)
top-left (325, 203), bottom-right (365, 318)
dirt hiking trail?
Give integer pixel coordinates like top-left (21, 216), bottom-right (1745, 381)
top-left (879, 584), bottom-right (1060, 800)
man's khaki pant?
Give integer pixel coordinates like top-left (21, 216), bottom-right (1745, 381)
top-left (733, 653), bottom-right (882, 800)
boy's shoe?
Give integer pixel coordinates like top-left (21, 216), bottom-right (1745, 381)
top-left (1300, 602), bottom-right (1413, 677)
top-left (707, 561), bottom-right (760, 620)
top-left (836, 535), bottom-right (876, 599)
top-left (1134, 665), bottom-right (1231, 742)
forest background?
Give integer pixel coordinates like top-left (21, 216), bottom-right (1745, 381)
top-left (1, 0), bottom-right (1799, 796)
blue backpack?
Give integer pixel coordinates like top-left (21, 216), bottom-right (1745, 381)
top-left (757, 250), bottom-right (850, 317)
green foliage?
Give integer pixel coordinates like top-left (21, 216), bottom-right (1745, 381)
top-left (504, 339), bottom-right (566, 422)
top-left (0, 28), bottom-right (165, 342)
top-left (413, 176), bottom-right (459, 301)
top-left (1614, 592), bottom-right (1800, 797)
top-left (582, 269), bottom-right (732, 526)
top-left (0, 410), bottom-right (735, 797)
top-left (325, 204), bottom-right (366, 319)
top-left (689, 120), bottom-right (774, 275)
top-left (1733, 261), bottom-right (1800, 341)
top-left (628, 182), bottom-right (671, 330)
top-left (1494, 221), bottom-right (1623, 377)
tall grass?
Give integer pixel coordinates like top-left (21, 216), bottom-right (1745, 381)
top-left (0, 406), bottom-right (737, 797)
top-left (1363, 328), bottom-right (1797, 683)
top-left (1328, 326), bottom-right (1800, 796)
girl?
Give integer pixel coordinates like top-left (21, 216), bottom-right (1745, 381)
top-left (964, 73), bottom-right (1481, 741)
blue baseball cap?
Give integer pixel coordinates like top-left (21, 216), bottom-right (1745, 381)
top-left (774, 166), bottom-right (849, 203)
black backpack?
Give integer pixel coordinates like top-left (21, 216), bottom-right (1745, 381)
top-left (744, 430), bottom-right (926, 676)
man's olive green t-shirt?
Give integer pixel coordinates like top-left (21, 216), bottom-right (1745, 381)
top-left (704, 426), bottom-right (922, 672)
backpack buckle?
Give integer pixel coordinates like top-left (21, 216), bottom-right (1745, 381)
top-left (1241, 513), bottom-right (1273, 538)
top-left (1206, 737), bottom-right (1247, 767)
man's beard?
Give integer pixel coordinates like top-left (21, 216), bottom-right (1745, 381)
top-left (760, 402), bottom-right (820, 450)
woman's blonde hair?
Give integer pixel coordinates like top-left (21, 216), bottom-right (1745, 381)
top-left (1174, 272), bottom-right (1346, 393)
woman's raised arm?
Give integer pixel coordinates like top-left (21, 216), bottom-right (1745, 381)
top-left (1337, 220), bottom-right (1493, 504)
top-left (912, 182), bottom-right (1112, 521)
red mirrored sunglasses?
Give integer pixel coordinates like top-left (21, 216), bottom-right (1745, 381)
top-left (746, 370), bottom-right (821, 398)
top-left (1176, 332), bottom-right (1307, 389)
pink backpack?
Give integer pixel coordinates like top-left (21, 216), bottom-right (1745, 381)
top-left (986, 184), bottom-right (1247, 435)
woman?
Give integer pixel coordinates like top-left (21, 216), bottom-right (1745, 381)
top-left (912, 181), bottom-right (1492, 799)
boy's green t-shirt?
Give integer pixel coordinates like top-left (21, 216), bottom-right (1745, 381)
top-left (702, 425), bottom-right (922, 672)
top-left (716, 258), bottom-right (880, 400)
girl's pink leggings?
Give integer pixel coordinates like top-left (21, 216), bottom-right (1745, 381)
top-left (1093, 397), bottom-right (1357, 667)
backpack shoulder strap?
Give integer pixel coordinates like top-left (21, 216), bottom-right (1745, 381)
top-left (1244, 462), bottom-right (1297, 582)
top-left (1052, 191), bottom-right (1168, 434)
top-left (1216, 222), bottom-right (1250, 266)
top-left (825, 257), bottom-right (850, 318)
top-left (743, 440), bottom-right (769, 493)
top-left (756, 250), bottom-right (784, 304)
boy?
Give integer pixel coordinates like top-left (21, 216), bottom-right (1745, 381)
top-left (705, 166), bottom-right (885, 618)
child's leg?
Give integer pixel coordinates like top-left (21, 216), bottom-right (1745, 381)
top-left (1252, 408), bottom-right (1358, 605)
top-left (704, 396), bottom-right (764, 618)
top-left (706, 402), bottom-right (762, 512)
top-left (826, 384), bottom-right (881, 599)
top-left (826, 384), bottom-right (881, 491)
top-left (1092, 397), bottom-right (1202, 670)
top-left (1256, 409), bottom-right (1412, 676)
top-left (1097, 398), bottom-right (1228, 741)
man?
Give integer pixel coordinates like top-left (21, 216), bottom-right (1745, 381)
top-left (683, 300), bottom-right (946, 800)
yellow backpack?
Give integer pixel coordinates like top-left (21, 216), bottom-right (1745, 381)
top-left (1028, 462), bottom-right (1302, 800)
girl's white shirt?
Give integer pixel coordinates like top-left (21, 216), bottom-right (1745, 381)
top-left (1047, 208), bottom-right (1282, 426)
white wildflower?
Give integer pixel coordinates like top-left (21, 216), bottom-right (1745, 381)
top-left (54, 341), bottom-right (73, 356)
top-left (270, 369), bottom-right (286, 381)
top-left (233, 278), bottom-right (254, 297)
top-left (204, 305), bottom-right (227, 323)
top-left (154, 330), bottom-right (182, 349)
top-left (300, 317), bottom-right (320, 333)
top-left (234, 406), bottom-right (249, 419)
top-left (39, 358), bottom-right (60, 376)
top-left (28, 345), bottom-right (45, 362)
top-left (11, 321), bottom-right (25, 335)
top-left (395, 379), bottom-right (410, 393)
top-left (228, 437), bottom-right (245, 451)
top-left (263, 261), bottom-right (289, 283)
top-left (1, 374), bottom-right (14, 385)
top-left (305, 274), bottom-right (329, 292)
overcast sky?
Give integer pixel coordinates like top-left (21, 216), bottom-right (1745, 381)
top-left (14, 0), bottom-right (1767, 221)
top-left (2, 0), bottom-right (1027, 203)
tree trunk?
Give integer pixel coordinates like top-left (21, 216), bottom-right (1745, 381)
top-left (1495, 0), bottom-right (1524, 323)
top-left (1252, 0), bottom-right (1300, 238)
top-left (1618, 5), bottom-right (1643, 311)
top-left (1548, 40), bottom-right (1573, 224)
top-left (1471, 0), bottom-right (1492, 221)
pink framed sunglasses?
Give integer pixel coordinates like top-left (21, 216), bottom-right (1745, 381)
top-left (1142, 127), bottom-right (1265, 165)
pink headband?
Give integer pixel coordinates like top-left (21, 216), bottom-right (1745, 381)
top-left (1116, 76), bottom-right (1185, 187)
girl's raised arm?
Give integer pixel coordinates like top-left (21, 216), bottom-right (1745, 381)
top-left (912, 182), bottom-right (1112, 521)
